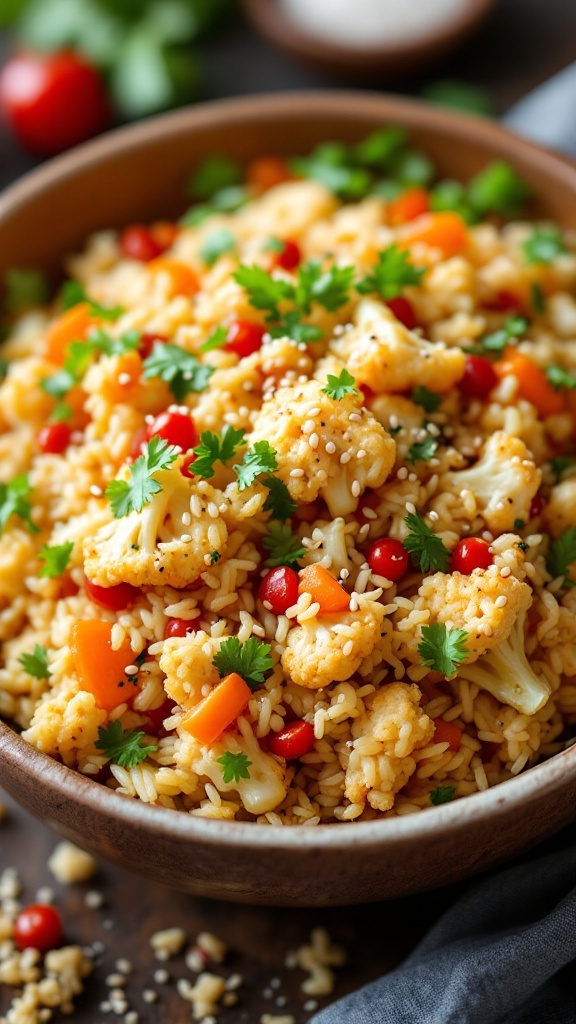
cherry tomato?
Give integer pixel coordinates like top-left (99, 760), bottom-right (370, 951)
top-left (147, 411), bottom-right (199, 452)
top-left (269, 719), bottom-right (315, 760)
top-left (483, 289), bottom-right (521, 312)
top-left (271, 238), bottom-right (301, 272)
top-left (37, 421), bottom-right (71, 454)
top-left (386, 295), bottom-right (418, 330)
top-left (85, 577), bottom-right (138, 610)
top-left (150, 221), bottom-right (179, 250)
top-left (0, 51), bottom-right (109, 157)
top-left (433, 718), bottom-right (462, 752)
top-left (359, 383), bottom-right (374, 403)
top-left (246, 156), bottom-right (291, 192)
top-left (366, 538), bottom-right (409, 581)
top-left (143, 697), bottom-right (177, 736)
top-left (225, 321), bottom-right (266, 359)
top-left (451, 537), bottom-right (493, 575)
top-left (459, 355), bottom-right (498, 398)
top-left (164, 617), bottom-right (196, 639)
top-left (259, 566), bottom-right (299, 616)
top-left (120, 226), bottom-right (164, 263)
top-left (138, 332), bottom-right (167, 360)
top-left (14, 904), bottom-right (63, 952)
top-left (529, 493), bottom-right (546, 519)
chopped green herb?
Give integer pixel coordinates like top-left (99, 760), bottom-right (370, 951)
top-left (291, 147), bottom-right (371, 200)
top-left (402, 512), bottom-right (451, 573)
top-left (322, 368), bottom-right (359, 402)
top-left (200, 325), bottom-right (228, 354)
top-left (263, 236), bottom-right (285, 254)
top-left (481, 314), bottom-right (529, 353)
top-left (550, 455), bottom-right (574, 480)
top-left (233, 265), bottom-right (292, 320)
top-left (51, 403), bottom-right (72, 423)
top-left (468, 161), bottom-right (531, 218)
top-left (213, 635), bottom-right (273, 690)
top-left (262, 476), bottom-right (297, 522)
top-left (406, 436), bottom-right (438, 464)
top-left (422, 80), bottom-right (494, 116)
top-left (294, 261), bottom-right (354, 314)
top-left (412, 386), bottom-right (442, 414)
top-left (38, 541), bottom-right (74, 579)
top-left (143, 341), bottom-right (214, 401)
top-left (418, 623), bottom-right (468, 677)
top-left (199, 228), bottom-right (236, 266)
top-left (59, 280), bottom-right (124, 321)
top-left (391, 148), bottom-right (435, 188)
top-left (0, 357), bottom-right (9, 382)
top-left (0, 474), bottom-right (37, 534)
top-left (105, 436), bottom-right (179, 518)
top-left (545, 364), bottom-right (576, 391)
top-left (268, 312), bottom-right (322, 344)
top-left (546, 527), bottom-right (576, 588)
top-left (217, 750), bottom-right (252, 784)
top-left (180, 186), bottom-right (250, 227)
top-left (513, 518), bottom-right (525, 531)
top-left (429, 179), bottom-right (475, 223)
top-left (18, 644), bottom-right (49, 679)
top-left (523, 226), bottom-right (568, 265)
top-left (95, 720), bottom-right (157, 768)
top-left (191, 426), bottom-right (246, 479)
top-left (262, 522), bottom-right (305, 568)
top-left (3, 268), bottom-right (48, 312)
top-left (188, 156), bottom-right (243, 200)
top-left (210, 550), bottom-right (221, 564)
top-left (531, 282), bottom-right (546, 315)
top-left (88, 327), bottom-right (141, 357)
top-left (430, 784), bottom-right (457, 805)
top-left (351, 127), bottom-right (407, 169)
top-left (356, 245), bottom-right (426, 301)
top-left (234, 440), bottom-right (278, 491)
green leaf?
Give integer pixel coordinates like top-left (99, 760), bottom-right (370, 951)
top-left (88, 327), bottom-right (141, 356)
top-left (235, 440), bottom-right (278, 491)
top-left (468, 161), bottom-right (531, 218)
top-left (210, 550), bottom-right (221, 564)
top-left (191, 425), bottom-right (246, 479)
top-left (524, 226), bottom-right (568, 265)
top-left (390, 149), bottom-right (435, 188)
top-left (95, 720), bottom-right (157, 768)
top-left (531, 282), bottom-right (546, 315)
top-left (406, 436), bottom-right (438, 463)
top-left (356, 245), bottom-right (426, 301)
top-left (295, 261), bottom-right (354, 314)
top-left (217, 750), bottom-right (252, 784)
top-left (233, 264), bottom-right (292, 319)
top-left (402, 512), bottom-right (450, 573)
top-left (18, 644), bottom-right (49, 680)
top-left (51, 403), bottom-right (73, 423)
top-left (412, 386), bottom-right (442, 414)
top-left (418, 623), bottom-right (468, 677)
top-left (180, 186), bottom-right (250, 227)
top-left (199, 227), bottom-right (236, 266)
top-left (481, 314), bottom-right (529, 353)
top-left (262, 476), bottom-right (297, 522)
top-left (546, 527), bottom-right (576, 586)
top-left (3, 268), bottom-right (48, 313)
top-left (0, 474), bottom-right (38, 534)
top-left (322, 368), bottom-right (359, 402)
top-left (545, 364), bottom-right (576, 391)
top-left (38, 541), bottom-right (74, 579)
top-left (422, 80), bottom-right (494, 116)
top-left (199, 325), bottom-right (228, 353)
top-left (58, 279), bottom-right (124, 320)
top-left (430, 784), bottom-right (457, 806)
top-left (429, 179), bottom-right (476, 223)
top-left (263, 236), bottom-right (285, 254)
top-left (291, 152), bottom-right (371, 200)
top-left (550, 455), bottom-right (574, 480)
top-left (269, 312), bottom-right (322, 344)
top-left (351, 127), bottom-right (407, 169)
top-left (188, 156), bottom-right (243, 200)
top-left (40, 370), bottom-right (76, 400)
top-left (143, 341), bottom-right (214, 401)
top-left (111, 30), bottom-right (199, 119)
top-left (105, 435), bottom-right (179, 517)
top-left (262, 522), bottom-right (305, 568)
top-left (213, 635), bottom-right (273, 690)
top-left (0, 0), bottom-right (27, 28)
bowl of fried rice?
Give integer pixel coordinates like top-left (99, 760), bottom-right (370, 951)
top-left (0, 92), bottom-right (575, 905)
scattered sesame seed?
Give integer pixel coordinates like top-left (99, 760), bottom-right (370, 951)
top-left (116, 959), bottom-right (132, 975)
top-left (495, 596), bottom-right (508, 607)
top-left (349, 412), bottom-right (362, 422)
top-left (349, 597), bottom-right (359, 612)
top-left (526, 533), bottom-right (543, 547)
top-left (389, 415), bottom-right (399, 430)
top-left (118, 373), bottom-right (131, 385)
top-left (89, 484), bottom-right (103, 497)
top-left (351, 480), bottom-right (361, 497)
top-left (362, 507), bottom-right (377, 520)
top-left (304, 999), bottom-right (319, 1012)
top-left (340, 452), bottom-right (351, 465)
top-left (408, 473), bottom-right (417, 483)
top-left (333, 324), bottom-right (345, 336)
top-left (482, 531), bottom-right (494, 542)
top-left (397, 467), bottom-right (408, 480)
top-left (35, 886), bottom-right (54, 904)
top-left (290, 468), bottom-right (305, 477)
top-left (317, 469), bottom-right (327, 481)
top-left (309, 432), bottom-right (319, 449)
top-left (262, 600), bottom-right (273, 611)
top-left (106, 973), bottom-right (126, 988)
top-left (356, 449), bottom-right (366, 459)
top-left (124, 665), bottom-right (139, 676)
top-left (500, 566), bottom-right (511, 577)
top-left (428, 510), bottom-right (439, 522)
top-left (182, 512), bottom-right (192, 526)
top-left (142, 990), bottom-right (157, 1004)
top-left (342, 640), bottom-right (354, 656)
top-left (325, 441), bottom-right (336, 454)
top-left (340, 568), bottom-right (350, 580)
top-left (308, 407), bottom-right (320, 417)
top-left (154, 969), bottom-right (169, 984)
top-left (302, 419), bottom-right (316, 434)
top-left (358, 523), bottom-right (370, 539)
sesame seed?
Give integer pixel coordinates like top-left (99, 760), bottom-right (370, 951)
top-left (116, 959), bottom-right (132, 975)
top-left (304, 1000), bottom-right (319, 1012)
top-left (290, 468), bottom-right (305, 477)
top-left (308, 407), bottom-right (321, 417)
top-left (124, 1013), bottom-right (139, 1024)
top-left (154, 969), bottom-right (169, 984)
top-left (124, 665), bottom-right (139, 676)
top-left (85, 890), bottom-right (104, 909)
top-left (309, 432), bottom-right (319, 449)
top-left (482, 531), bottom-right (494, 542)
top-left (340, 452), bottom-right (351, 464)
top-left (356, 449), bottom-right (366, 459)
top-left (219, 503), bottom-right (228, 513)
top-left (349, 597), bottom-right (359, 612)
top-left (325, 441), bottom-right (336, 454)
top-left (302, 419), bottom-right (316, 434)
top-left (428, 510), bottom-right (439, 522)
top-left (526, 533), bottom-right (543, 547)
top-left (389, 415), bottom-right (399, 429)
top-left (495, 595), bottom-right (508, 607)
top-left (89, 484), bottom-right (103, 496)
top-left (142, 991), bottom-right (157, 1004)
top-left (408, 473), bottom-right (417, 483)
top-left (349, 412), bottom-right (362, 422)
top-left (334, 324), bottom-right (345, 336)
top-left (397, 467), bottom-right (408, 480)
top-left (180, 534), bottom-right (192, 542)
top-left (351, 480), bottom-right (361, 497)
top-left (317, 469), bottom-right (327, 481)
top-left (340, 568), bottom-right (350, 579)
top-left (106, 974), bottom-right (126, 988)
top-left (495, 500), bottom-right (505, 510)
top-left (118, 373), bottom-right (131, 385)
top-left (342, 640), bottom-right (354, 656)
top-left (182, 512), bottom-right (191, 526)
top-left (500, 566), bottom-right (511, 577)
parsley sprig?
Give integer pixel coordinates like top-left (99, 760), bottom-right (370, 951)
top-left (95, 721), bottom-right (158, 768)
top-left (18, 644), bottom-right (49, 679)
top-left (481, 315), bottom-right (529, 354)
top-left (191, 426), bottom-right (246, 479)
top-left (263, 523), bottom-right (305, 568)
top-left (412, 386), bottom-right (442, 414)
top-left (406, 436), bottom-right (438, 464)
top-left (213, 636), bottom-right (273, 691)
top-left (262, 477), bottom-right (297, 522)
top-left (546, 527), bottom-right (576, 588)
top-left (217, 751), bottom-right (252, 784)
top-left (418, 623), bottom-right (468, 677)
top-left (234, 441), bottom-right (278, 491)
top-left (523, 226), bottom-right (568, 265)
top-left (106, 436), bottom-right (179, 518)
top-left (356, 245), bottom-right (426, 301)
top-left (38, 542), bottom-right (74, 579)
top-left (402, 513), bottom-right (451, 573)
top-left (322, 368), bottom-right (359, 401)
top-left (143, 342), bottom-right (214, 402)
top-left (0, 474), bottom-right (37, 535)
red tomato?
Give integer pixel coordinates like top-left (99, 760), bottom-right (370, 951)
top-left (386, 295), bottom-right (418, 330)
top-left (37, 421), bottom-right (71, 454)
top-left (225, 321), bottom-right (266, 359)
top-left (259, 566), bottom-right (299, 616)
top-left (459, 355), bottom-right (498, 398)
top-left (120, 226), bottom-right (164, 263)
top-left (483, 289), bottom-right (521, 312)
top-left (144, 697), bottom-right (177, 736)
top-left (147, 411), bottom-right (199, 452)
top-left (433, 718), bottom-right (462, 752)
top-left (366, 538), bottom-right (409, 581)
top-left (138, 332), bottom-right (168, 360)
top-left (451, 537), bottom-right (493, 575)
top-left (85, 577), bottom-right (138, 610)
top-left (164, 617), bottom-right (196, 639)
top-left (529, 493), bottom-right (546, 519)
top-left (271, 238), bottom-right (301, 272)
top-left (0, 51), bottom-right (109, 157)
top-left (269, 719), bottom-right (315, 760)
top-left (14, 904), bottom-right (63, 952)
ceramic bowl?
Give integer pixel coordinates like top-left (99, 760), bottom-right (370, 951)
top-left (0, 92), bottom-right (575, 905)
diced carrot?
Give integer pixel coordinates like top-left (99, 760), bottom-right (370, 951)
top-left (298, 564), bottom-right (350, 614)
top-left (433, 718), bottom-right (462, 752)
top-left (148, 258), bottom-right (199, 297)
top-left (494, 348), bottom-right (566, 418)
top-left (44, 303), bottom-right (94, 365)
top-left (181, 672), bottom-right (252, 745)
top-left (388, 187), bottom-right (430, 226)
top-left (246, 156), bottom-right (291, 192)
top-left (66, 385), bottom-right (90, 430)
top-left (398, 211), bottom-right (468, 258)
top-left (70, 620), bottom-right (138, 712)
top-left (100, 351), bottom-right (142, 405)
top-left (150, 221), bottom-right (180, 251)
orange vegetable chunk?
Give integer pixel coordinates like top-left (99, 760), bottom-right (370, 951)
top-left (388, 187), bottom-right (430, 226)
top-left (433, 718), bottom-right (462, 752)
top-left (70, 620), bottom-right (138, 712)
top-left (181, 672), bottom-right (252, 745)
top-left (44, 303), bottom-right (94, 364)
top-left (148, 258), bottom-right (199, 297)
top-left (298, 564), bottom-right (350, 614)
top-left (246, 156), bottom-right (291, 192)
top-left (494, 349), bottom-right (566, 419)
top-left (398, 211), bottom-right (468, 258)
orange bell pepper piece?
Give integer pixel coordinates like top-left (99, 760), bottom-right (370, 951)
top-left (398, 211), bottom-right (468, 258)
top-left (181, 672), bottom-right (252, 745)
top-left (298, 564), bottom-right (350, 614)
top-left (44, 303), bottom-right (94, 365)
top-left (100, 350), bottom-right (142, 405)
top-left (388, 187), bottom-right (430, 226)
top-left (246, 156), bottom-right (291, 192)
top-left (71, 620), bottom-right (138, 712)
top-left (148, 258), bottom-right (199, 297)
top-left (494, 348), bottom-right (566, 418)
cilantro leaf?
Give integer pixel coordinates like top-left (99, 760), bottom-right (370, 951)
top-left (191, 426), bottom-right (246, 479)
top-left (468, 161), bottom-right (531, 218)
top-left (430, 179), bottom-right (476, 223)
top-left (291, 148), bottom-right (371, 200)
top-left (40, 370), bottom-right (76, 400)
top-left (406, 436), bottom-right (438, 463)
top-left (481, 315), bottom-right (529, 353)
top-left (418, 623), bottom-right (468, 676)
top-left (322, 368), bottom-right (359, 401)
top-left (200, 325), bottom-right (228, 353)
top-left (58, 280), bottom-right (125, 321)
top-left (0, 474), bottom-right (38, 534)
top-left (88, 327), bottom-right (141, 357)
top-left (51, 403), bottom-right (72, 423)
top-left (188, 156), bottom-right (243, 200)
top-left (412, 386), bottom-right (442, 414)
top-left (545, 364), bottom-right (576, 391)
top-left (294, 261), bottom-right (354, 314)
top-left (105, 436), bottom-right (179, 518)
top-left (213, 635), bottom-right (273, 690)
top-left (233, 265), bottom-right (292, 320)
top-left (402, 513), bottom-right (451, 572)
top-left (523, 226), bottom-right (568, 265)
top-left (3, 268), bottom-right (48, 312)
top-left (351, 127), bottom-right (407, 168)
top-left (269, 312), bottom-right (322, 344)
top-left (210, 550), bottom-right (221, 564)
top-left (217, 750), bottom-right (252, 784)
top-left (546, 527), bottom-right (576, 587)
top-left (199, 228), bottom-right (236, 267)
top-left (180, 186), bottom-right (250, 227)
top-left (95, 720), bottom-right (157, 768)
top-left (235, 440), bottom-right (278, 491)
top-left (262, 476), bottom-right (297, 522)
top-left (143, 342), bottom-right (214, 401)
top-left (262, 522), bottom-right (305, 568)
top-left (38, 541), bottom-right (74, 579)
top-left (356, 245), bottom-right (426, 301)
top-left (430, 784), bottom-right (457, 806)
top-left (18, 644), bottom-right (49, 679)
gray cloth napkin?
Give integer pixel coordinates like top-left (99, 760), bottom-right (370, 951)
top-left (504, 61), bottom-right (576, 155)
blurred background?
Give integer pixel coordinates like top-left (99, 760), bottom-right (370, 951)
top-left (1, 0), bottom-right (576, 190)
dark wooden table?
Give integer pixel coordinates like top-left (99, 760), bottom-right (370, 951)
top-left (1, 1), bottom-right (576, 1021)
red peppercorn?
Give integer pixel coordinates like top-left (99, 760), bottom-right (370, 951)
top-left (138, 332), bottom-right (167, 360)
top-left (259, 566), bottom-right (299, 616)
top-left (164, 617), bottom-right (196, 639)
top-left (459, 355), bottom-right (498, 398)
top-left (120, 225), bottom-right (163, 262)
top-left (269, 719), bottom-right (315, 760)
top-left (529, 492), bottom-right (546, 519)
top-left (14, 904), bottom-right (62, 952)
top-left (147, 410), bottom-right (199, 453)
top-left (451, 537), bottom-right (493, 575)
top-left (225, 321), bottom-right (266, 359)
top-left (366, 538), bottom-right (409, 581)
top-left (386, 295), bottom-right (418, 330)
top-left (37, 421), bottom-right (71, 454)
top-left (85, 577), bottom-right (138, 610)
top-left (271, 238), bottom-right (301, 272)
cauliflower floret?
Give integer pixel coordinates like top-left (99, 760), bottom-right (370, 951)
top-left (418, 564), bottom-right (533, 662)
top-left (282, 594), bottom-right (385, 690)
top-left (159, 632), bottom-right (221, 709)
top-left (543, 479), bottom-right (576, 537)
top-left (440, 432), bottom-right (541, 533)
top-left (189, 719), bottom-right (287, 815)
top-left (83, 467), bottom-right (227, 589)
top-left (328, 298), bottom-right (466, 393)
top-left (344, 683), bottom-right (433, 811)
top-left (247, 379), bottom-right (396, 517)
top-left (303, 517), bottom-right (353, 578)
